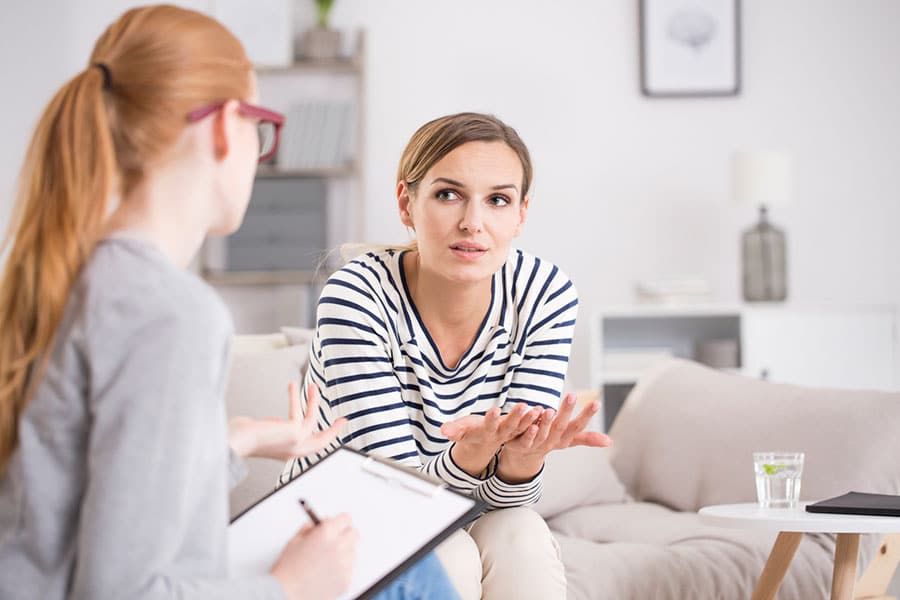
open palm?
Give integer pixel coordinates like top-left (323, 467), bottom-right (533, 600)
top-left (229, 382), bottom-right (346, 461)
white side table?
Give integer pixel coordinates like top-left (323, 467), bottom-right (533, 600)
top-left (699, 503), bottom-right (900, 600)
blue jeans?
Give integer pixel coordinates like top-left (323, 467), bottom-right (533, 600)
top-left (372, 551), bottom-right (459, 600)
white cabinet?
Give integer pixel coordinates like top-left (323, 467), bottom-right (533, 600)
top-left (592, 304), bottom-right (899, 430)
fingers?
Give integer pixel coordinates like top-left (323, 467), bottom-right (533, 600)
top-left (561, 400), bottom-right (601, 445)
top-left (556, 400), bottom-right (600, 448)
top-left (288, 381), bottom-right (303, 421)
top-left (307, 418), bottom-right (347, 451)
top-left (532, 408), bottom-right (555, 447)
top-left (570, 430), bottom-right (613, 448)
top-left (483, 407), bottom-right (502, 434)
top-left (323, 513), bottom-right (354, 533)
top-left (441, 415), bottom-right (484, 440)
top-left (497, 404), bottom-right (538, 440)
top-left (540, 394), bottom-right (576, 447)
top-left (294, 522), bottom-right (315, 537)
top-left (517, 423), bottom-right (540, 449)
top-left (303, 383), bottom-right (321, 424)
top-left (553, 393), bottom-right (578, 430)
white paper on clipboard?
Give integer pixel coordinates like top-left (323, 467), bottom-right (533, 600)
top-left (228, 447), bottom-right (482, 599)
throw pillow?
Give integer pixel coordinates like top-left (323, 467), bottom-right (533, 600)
top-left (532, 445), bottom-right (630, 520)
top-left (225, 342), bottom-right (310, 517)
top-left (280, 326), bottom-right (315, 348)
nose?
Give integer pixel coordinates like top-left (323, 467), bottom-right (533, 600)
top-left (459, 199), bottom-right (484, 233)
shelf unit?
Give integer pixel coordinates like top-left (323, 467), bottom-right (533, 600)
top-left (591, 303), bottom-right (900, 431)
top-left (254, 164), bottom-right (357, 179)
top-left (200, 31), bottom-right (366, 331)
top-left (202, 269), bottom-right (333, 287)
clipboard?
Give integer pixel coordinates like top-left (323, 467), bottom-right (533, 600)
top-left (228, 447), bottom-right (484, 599)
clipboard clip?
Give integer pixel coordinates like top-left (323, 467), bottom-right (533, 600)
top-left (360, 456), bottom-right (448, 498)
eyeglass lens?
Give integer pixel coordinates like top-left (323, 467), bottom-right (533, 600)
top-left (257, 121), bottom-right (276, 158)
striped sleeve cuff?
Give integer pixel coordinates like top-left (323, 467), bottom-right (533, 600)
top-left (421, 444), bottom-right (489, 493)
top-left (475, 465), bottom-right (545, 509)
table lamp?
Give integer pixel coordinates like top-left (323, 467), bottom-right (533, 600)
top-left (732, 151), bottom-right (792, 302)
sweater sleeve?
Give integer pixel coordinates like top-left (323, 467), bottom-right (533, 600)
top-left (71, 302), bottom-right (284, 600)
top-left (475, 265), bottom-right (579, 508)
top-left (280, 275), bottom-right (489, 496)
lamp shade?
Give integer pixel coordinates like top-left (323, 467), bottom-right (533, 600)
top-left (732, 151), bottom-right (792, 207)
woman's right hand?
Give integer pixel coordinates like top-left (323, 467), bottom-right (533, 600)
top-left (440, 403), bottom-right (542, 476)
top-left (228, 382), bottom-right (346, 461)
top-left (270, 514), bottom-right (358, 600)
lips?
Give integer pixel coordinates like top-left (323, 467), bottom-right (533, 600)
top-left (450, 242), bottom-right (487, 252)
top-left (450, 241), bottom-right (488, 260)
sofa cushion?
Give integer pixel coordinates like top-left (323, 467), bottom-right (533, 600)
top-left (533, 446), bottom-right (629, 520)
top-left (225, 335), bottom-right (312, 517)
top-left (553, 531), bottom-right (834, 600)
top-left (547, 503), bottom-right (870, 600)
top-left (280, 326), bottom-right (315, 347)
top-left (609, 359), bottom-right (900, 513)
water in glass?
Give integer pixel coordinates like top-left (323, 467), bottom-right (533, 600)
top-left (753, 452), bottom-right (804, 508)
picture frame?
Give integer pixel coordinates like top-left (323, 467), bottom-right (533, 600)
top-left (639, 0), bottom-right (741, 97)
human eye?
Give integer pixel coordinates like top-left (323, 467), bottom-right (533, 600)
top-left (488, 194), bottom-right (511, 207)
top-left (436, 189), bottom-right (460, 202)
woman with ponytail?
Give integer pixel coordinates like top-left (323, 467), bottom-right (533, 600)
top-left (0, 6), bottom-right (456, 600)
top-left (283, 113), bottom-right (614, 599)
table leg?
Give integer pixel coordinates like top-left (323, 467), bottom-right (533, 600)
top-left (752, 531), bottom-right (804, 600)
top-left (830, 533), bottom-right (860, 600)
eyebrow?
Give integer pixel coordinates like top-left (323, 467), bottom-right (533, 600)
top-left (430, 177), bottom-right (519, 193)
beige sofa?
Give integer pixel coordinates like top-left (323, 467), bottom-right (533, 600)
top-left (225, 330), bottom-right (900, 599)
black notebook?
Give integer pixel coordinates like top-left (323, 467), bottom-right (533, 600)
top-left (806, 492), bottom-right (900, 517)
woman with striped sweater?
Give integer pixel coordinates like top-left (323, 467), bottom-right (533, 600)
top-left (283, 113), bottom-right (612, 599)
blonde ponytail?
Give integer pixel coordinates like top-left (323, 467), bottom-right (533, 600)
top-left (0, 5), bottom-right (252, 474)
top-left (0, 67), bottom-right (115, 473)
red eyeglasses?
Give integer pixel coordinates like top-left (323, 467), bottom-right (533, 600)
top-left (187, 101), bottom-right (285, 163)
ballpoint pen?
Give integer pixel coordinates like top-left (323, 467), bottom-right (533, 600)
top-left (298, 498), bottom-right (321, 525)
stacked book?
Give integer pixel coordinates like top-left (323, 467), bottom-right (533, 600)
top-left (634, 278), bottom-right (712, 304)
top-left (277, 101), bottom-right (356, 170)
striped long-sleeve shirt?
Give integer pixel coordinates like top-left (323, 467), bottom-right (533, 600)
top-left (280, 248), bottom-right (578, 508)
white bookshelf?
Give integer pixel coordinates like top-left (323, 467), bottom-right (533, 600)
top-left (592, 303), bottom-right (900, 430)
top-left (200, 32), bottom-right (367, 332)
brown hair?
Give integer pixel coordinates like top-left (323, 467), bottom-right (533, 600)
top-left (0, 5), bottom-right (252, 473)
top-left (397, 112), bottom-right (533, 197)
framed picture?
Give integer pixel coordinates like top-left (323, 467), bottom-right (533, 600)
top-left (639, 0), bottom-right (741, 97)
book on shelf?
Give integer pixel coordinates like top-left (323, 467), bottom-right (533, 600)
top-left (277, 101), bottom-right (356, 171)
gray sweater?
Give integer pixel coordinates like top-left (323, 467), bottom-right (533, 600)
top-left (0, 238), bottom-right (284, 599)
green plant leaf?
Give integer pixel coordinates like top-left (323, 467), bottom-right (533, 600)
top-left (315, 0), bottom-right (336, 28)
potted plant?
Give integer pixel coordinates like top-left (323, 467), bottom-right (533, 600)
top-left (299, 0), bottom-right (341, 60)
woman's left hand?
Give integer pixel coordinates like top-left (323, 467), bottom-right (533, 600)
top-left (497, 393), bottom-right (613, 482)
top-left (228, 382), bottom-right (346, 461)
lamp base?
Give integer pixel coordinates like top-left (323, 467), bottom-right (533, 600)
top-left (742, 206), bottom-right (787, 302)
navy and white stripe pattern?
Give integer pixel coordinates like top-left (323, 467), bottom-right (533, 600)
top-left (280, 248), bottom-right (578, 508)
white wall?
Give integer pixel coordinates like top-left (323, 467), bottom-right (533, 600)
top-left (2, 1), bottom-right (899, 389)
top-left (328, 0), bottom-right (900, 388)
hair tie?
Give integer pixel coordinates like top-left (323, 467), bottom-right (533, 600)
top-left (92, 63), bottom-right (112, 90)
